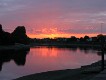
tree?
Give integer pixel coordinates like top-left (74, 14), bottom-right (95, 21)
top-left (70, 36), bottom-right (77, 42)
top-left (79, 37), bottom-right (84, 42)
top-left (0, 24), bottom-right (12, 45)
top-left (97, 34), bottom-right (105, 42)
top-left (84, 35), bottom-right (90, 42)
top-left (11, 26), bottom-right (30, 44)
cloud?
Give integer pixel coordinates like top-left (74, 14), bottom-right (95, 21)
top-left (0, 0), bottom-right (106, 36)
top-left (59, 27), bottom-right (100, 34)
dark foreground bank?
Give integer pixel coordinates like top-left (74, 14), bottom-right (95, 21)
top-left (14, 60), bottom-right (104, 80)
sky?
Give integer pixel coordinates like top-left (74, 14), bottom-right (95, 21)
top-left (0, 0), bottom-right (106, 38)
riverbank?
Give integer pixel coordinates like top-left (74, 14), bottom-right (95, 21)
top-left (30, 43), bottom-right (102, 48)
top-left (14, 60), bottom-right (104, 80)
top-left (0, 44), bottom-right (30, 51)
top-left (1, 43), bottom-right (103, 51)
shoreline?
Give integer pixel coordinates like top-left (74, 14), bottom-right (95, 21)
top-left (0, 43), bottom-right (104, 51)
top-left (14, 60), bottom-right (104, 80)
top-left (30, 43), bottom-right (102, 48)
top-left (1, 43), bottom-right (102, 51)
top-left (0, 44), bottom-right (30, 51)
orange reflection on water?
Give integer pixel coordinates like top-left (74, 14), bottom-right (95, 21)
top-left (27, 47), bottom-right (101, 74)
top-left (32, 47), bottom-right (58, 57)
top-left (40, 47), bottom-right (58, 57)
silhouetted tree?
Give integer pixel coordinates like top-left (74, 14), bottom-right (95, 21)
top-left (97, 34), bottom-right (105, 42)
top-left (70, 36), bottom-right (77, 42)
top-left (84, 35), bottom-right (90, 42)
top-left (0, 24), bottom-right (13, 45)
top-left (79, 37), bottom-right (84, 42)
top-left (11, 26), bottom-right (30, 44)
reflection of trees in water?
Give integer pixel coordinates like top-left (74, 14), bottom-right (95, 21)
top-left (78, 47), bottom-right (100, 54)
top-left (0, 50), bottom-right (30, 71)
top-left (54, 46), bottom-right (99, 53)
top-left (34, 46), bottom-right (100, 54)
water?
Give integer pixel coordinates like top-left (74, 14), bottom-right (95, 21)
top-left (0, 46), bottom-right (103, 80)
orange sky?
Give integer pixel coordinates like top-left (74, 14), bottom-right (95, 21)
top-left (27, 26), bottom-right (100, 38)
top-left (0, 0), bottom-right (106, 38)
top-left (27, 33), bottom-right (99, 39)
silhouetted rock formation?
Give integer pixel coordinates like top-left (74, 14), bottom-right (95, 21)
top-left (11, 26), bottom-right (30, 44)
top-left (0, 24), bottom-right (13, 45)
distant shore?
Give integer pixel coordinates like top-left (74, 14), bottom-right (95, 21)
top-left (14, 60), bottom-right (104, 80)
top-left (30, 43), bottom-right (103, 48)
top-left (0, 43), bottom-right (104, 51)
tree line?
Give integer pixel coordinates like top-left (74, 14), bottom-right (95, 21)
top-left (30, 34), bottom-right (106, 44)
top-left (0, 24), bottom-right (105, 45)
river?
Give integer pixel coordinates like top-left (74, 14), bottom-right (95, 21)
top-left (0, 46), bottom-right (104, 80)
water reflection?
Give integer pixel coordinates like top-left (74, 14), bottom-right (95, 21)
top-left (0, 47), bottom-right (102, 80)
top-left (30, 46), bottom-right (101, 70)
top-left (0, 50), bottom-right (29, 71)
top-left (32, 46), bottom-right (99, 54)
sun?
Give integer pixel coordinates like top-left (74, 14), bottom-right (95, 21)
top-left (47, 34), bottom-right (58, 38)
top-left (27, 33), bottom-right (59, 39)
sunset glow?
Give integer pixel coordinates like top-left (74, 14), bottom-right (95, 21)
top-left (27, 27), bottom-right (99, 38)
top-left (1, 1), bottom-right (106, 80)
top-left (27, 33), bottom-right (99, 39)
top-left (0, 0), bottom-right (106, 38)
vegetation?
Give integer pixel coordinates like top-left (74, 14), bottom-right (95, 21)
top-left (0, 24), bottom-right (30, 45)
top-left (0, 24), bottom-right (105, 45)
top-left (30, 34), bottom-right (106, 45)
